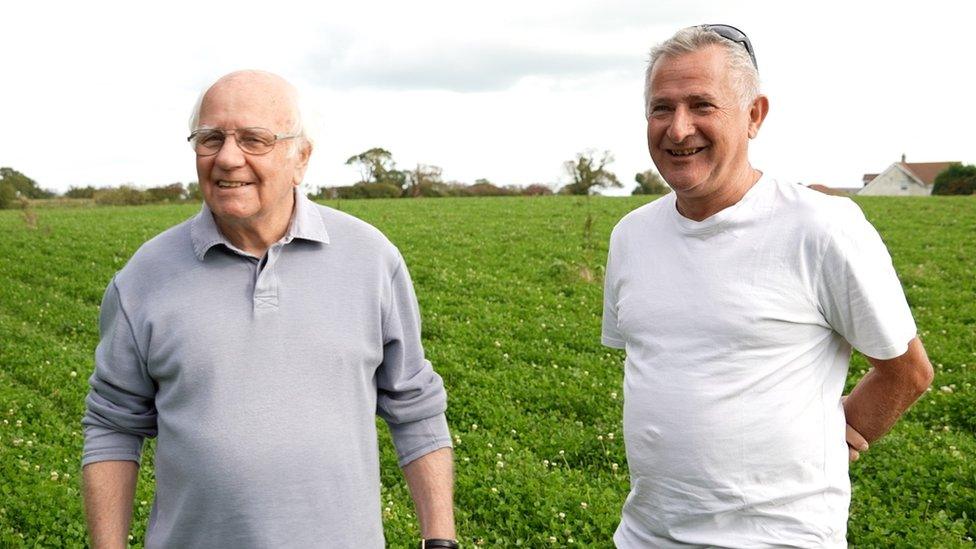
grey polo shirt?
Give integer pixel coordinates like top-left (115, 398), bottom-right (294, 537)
top-left (82, 192), bottom-right (452, 548)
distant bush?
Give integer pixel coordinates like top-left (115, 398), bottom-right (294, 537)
top-left (522, 184), bottom-right (554, 196)
top-left (145, 183), bottom-right (187, 202)
top-left (65, 185), bottom-right (97, 199)
top-left (932, 163), bottom-right (976, 195)
top-left (93, 185), bottom-right (151, 206)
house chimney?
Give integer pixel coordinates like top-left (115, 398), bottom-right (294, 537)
top-left (901, 153), bottom-right (906, 163)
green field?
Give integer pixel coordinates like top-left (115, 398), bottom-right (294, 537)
top-left (1, 195), bottom-right (974, 547)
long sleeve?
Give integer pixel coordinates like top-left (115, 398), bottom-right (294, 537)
top-left (376, 256), bottom-right (452, 467)
top-left (81, 277), bottom-right (158, 466)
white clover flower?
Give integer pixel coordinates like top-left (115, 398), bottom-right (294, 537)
top-left (549, 536), bottom-right (557, 543)
top-left (70, 371), bottom-right (77, 378)
top-left (607, 433), bottom-right (614, 440)
top-left (597, 435), bottom-right (604, 441)
top-left (580, 502), bottom-right (588, 509)
top-left (496, 461), bottom-right (504, 468)
top-left (491, 487), bottom-right (498, 494)
top-left (50, 471), bottom-right (59, 481)
top-left (558, 512), bottom-right (566, 520)
top-left (610, 392), bottom-right (618, 399)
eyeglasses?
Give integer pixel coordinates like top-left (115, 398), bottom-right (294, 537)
top-left (187, 127), bottom-right (301, 156)
top-left (701, 24), bottom-right (757, 71)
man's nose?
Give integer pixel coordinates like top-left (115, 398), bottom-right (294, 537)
top-left (666, 106), bottom-right (695, 143)
top-left (214, 134), bottom-right (246, 170)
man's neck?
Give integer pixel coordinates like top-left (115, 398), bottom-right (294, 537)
top-left (675, 167), bottom-right (762, 222)
top-left (214, 200), bottom-right (295, 258)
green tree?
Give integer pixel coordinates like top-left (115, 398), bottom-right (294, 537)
top-left (0, 167), bottom-right (54, 206)
top-left (932, 163), bottom-right (976, 195)
top-left (560, 150), bottom-right (621, 195)
top-left (186, 182), bottom-right (202, 200)
top-left (345, 147), bottom-right (407, 191)
top-left (632, 169), bottom-right (671, 195)
top-left (406, 164), bottom-right (444, 197)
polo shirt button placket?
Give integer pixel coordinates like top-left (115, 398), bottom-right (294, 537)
top-left (253, 244), bottom-right (282, 312)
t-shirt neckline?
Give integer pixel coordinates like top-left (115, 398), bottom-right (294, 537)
top-left (669, 173), bottom-right (770, 236)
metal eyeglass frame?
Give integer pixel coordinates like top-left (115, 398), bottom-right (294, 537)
top-left (187, 127), bottom-right (301, 156)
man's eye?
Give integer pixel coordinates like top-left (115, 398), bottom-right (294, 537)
top-left (694, 103), bottom-right (716, 111)
top-left (199, 132), bottom-right (224, 146)
top-left (239, 132), bottom-right (272, 146)
top-left (650, 105), bottom-right (672, 115)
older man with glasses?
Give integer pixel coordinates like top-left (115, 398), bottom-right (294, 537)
top-left (601, 25), bottom-right (933, 547)
top-left (81, 70), bottom-right (458, 549)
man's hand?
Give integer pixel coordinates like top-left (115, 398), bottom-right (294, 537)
top-left (402, 446), bottom-right (456, 541)
top-left (846, 422), bottom-right (868, 461)
top-left (844, 337), bottom-right (934, 447)
top-left (83, 460), bottom-right (139, 549)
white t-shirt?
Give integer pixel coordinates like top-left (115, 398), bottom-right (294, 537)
top-left (602, 175), bottom-right (916, 548)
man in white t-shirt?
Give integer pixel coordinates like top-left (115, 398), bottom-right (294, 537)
top-left (602, 25), bottom-right (934, 547)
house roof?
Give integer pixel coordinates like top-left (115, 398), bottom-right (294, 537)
top-left (899, 162), bottom-right (956, 185)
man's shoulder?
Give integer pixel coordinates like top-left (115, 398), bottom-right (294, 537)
top-left (768, 178), bottom-right (866, 233)
top-left (122, 216), bottom-right (196, 273)
top-left (611, 194), bottom-right (674, 238)
top-left (311, 202), bottom-right (399, 257)
top-left (112, 216), bottom-right (197, 293)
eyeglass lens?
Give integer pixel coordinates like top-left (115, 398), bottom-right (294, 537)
top-left (191, 128), bottom-right (277, 155)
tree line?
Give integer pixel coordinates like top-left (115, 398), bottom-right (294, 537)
top-left (0, 148), bottom-right (673, 208)
top-left (311, 148), bottom-right (670, 200)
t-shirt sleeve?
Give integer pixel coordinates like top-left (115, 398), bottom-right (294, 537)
top-left (815, 203), bottom-right (917, 360)
top-left (602, 246), bottom-right (626, 349)
top-left (377, 254), bottom-right (452, 467)
top-left (82, 277), bottom-right (158, 467)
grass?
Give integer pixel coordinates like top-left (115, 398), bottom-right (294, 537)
top-left (0, 195), bottom-right (973, 547)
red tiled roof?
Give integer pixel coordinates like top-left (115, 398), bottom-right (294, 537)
top-left (900, 162), bottom-right (957, 185)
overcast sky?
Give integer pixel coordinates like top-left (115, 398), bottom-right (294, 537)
top-left (2, 0), bottom-right (973, 195)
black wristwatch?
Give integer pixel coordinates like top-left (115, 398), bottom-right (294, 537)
top-left (419, 539), bottom-right (459, 549)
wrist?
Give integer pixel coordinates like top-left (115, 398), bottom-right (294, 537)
top-left (420, 539), bottom-right (459, 549)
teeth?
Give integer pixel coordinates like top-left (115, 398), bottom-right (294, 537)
top-left (670, 147), bottom-right (703, 156)
top-left (217, 181), bottom-right (250, 188)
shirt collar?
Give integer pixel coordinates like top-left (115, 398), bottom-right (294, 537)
top-left (190, 189), bottom-right (330, 261)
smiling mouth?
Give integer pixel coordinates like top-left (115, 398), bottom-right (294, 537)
top-left (667, 147), bottom-right (706, 157)
top-left (215, 180), bottom-right (253, 188)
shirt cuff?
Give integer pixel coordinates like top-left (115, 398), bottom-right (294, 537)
top-left (601, 335), bottom-right (625, 349)
top-left (388, 414), bottom-right (452, 467)
top-left (81, 425), bottom-right (144, 467)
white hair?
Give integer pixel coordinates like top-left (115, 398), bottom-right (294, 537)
top-left (188, 71), bottom-right (315, 158)
top-left (644, 26), bottom-right (761, 117)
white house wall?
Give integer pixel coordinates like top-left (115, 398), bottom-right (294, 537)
top-left (858, 166), bottom-right (931, 196)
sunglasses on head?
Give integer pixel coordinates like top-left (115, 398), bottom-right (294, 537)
top-left (701, 24), bottom-right (758, 71)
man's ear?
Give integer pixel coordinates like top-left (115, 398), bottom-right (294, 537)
top-left (748, 95), bottom-right (769, 139)
top-left (292, 140), bottom-right (313, 186)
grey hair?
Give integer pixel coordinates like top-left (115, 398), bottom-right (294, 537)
top-left (187, 72), bottom-right (315, 158)
top-left (644, 26), bottom-right (761, 117)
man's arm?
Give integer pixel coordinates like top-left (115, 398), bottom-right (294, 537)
top-left (83, 460), bottom-right (139, 549)
top-left (402, 447), bottom-right (456, 540)
top-left (844, 337), bottom-right (934, 447)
